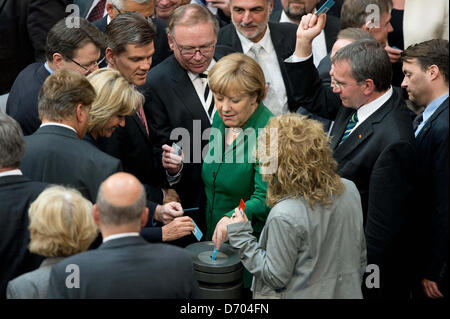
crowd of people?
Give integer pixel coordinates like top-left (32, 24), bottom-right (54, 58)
top-left (0, 0), bottom-right (448, 300)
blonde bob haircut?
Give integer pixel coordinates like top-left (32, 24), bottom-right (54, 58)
top-left (28, 186), bottom-right (98, 257)
top-left (257, 114), bottom-right (345, 208)
top-left (208, 53), bottom-right (266, 104)
top-left (86, 68), bottom-right (142, 134)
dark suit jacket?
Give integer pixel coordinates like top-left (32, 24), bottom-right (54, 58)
top-left (414, 98), bottom-right (449, 285)
top-left (141, 47), bottom-right (234, 245)
top-left (20, 125), bottom-right (122, 202)
top-left (217, 22), bottom-right (299, 112)
top-left (94, 15), bottom-right (172, 69)
top-left (269, 10), bottom-right (340, 54)
top-left (73, 0), bottom-right (94, 19)
top-left (0, 0), bottom-right (69, 94)
top-left (47, 236), bottom-right (200, 298)
top-left (286, 57), bottom-right (417, 298)
top-left (6, 63), bottom-right (49, 135)
top-left (0, 175), bottom-right (48, 299)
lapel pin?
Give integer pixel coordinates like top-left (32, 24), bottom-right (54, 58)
top-left (359, 135), bottom-right (362, 139)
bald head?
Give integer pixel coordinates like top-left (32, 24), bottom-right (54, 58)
top-left (95, 172), bottom-right (147, 226)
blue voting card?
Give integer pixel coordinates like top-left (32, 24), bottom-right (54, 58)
top-left (211, 248), bottom-right (218, 261)
top-left (192, 220), bottom-right (203, 241)
top-left (316, 0), bottom-right (335, 15)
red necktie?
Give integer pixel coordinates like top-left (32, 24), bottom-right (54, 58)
top-left (138, 106), bottom-right (149, 136)
top-left (87, 0), bottom-right (106, 22)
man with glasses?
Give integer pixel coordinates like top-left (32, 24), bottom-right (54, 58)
top-left (92, 0), bottom-right (172, 68)
top-left (141, 4), bottom-right (234, 247)
top-left (6, 18), bottom-right (105, 136)
top-left (287, 13), bottom-right (417, 299)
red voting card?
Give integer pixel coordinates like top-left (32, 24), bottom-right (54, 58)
top-left (239, 199), bottom-right (245, 216)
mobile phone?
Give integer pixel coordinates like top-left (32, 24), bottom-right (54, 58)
top-left (316, 0), bottom-right (335, 15)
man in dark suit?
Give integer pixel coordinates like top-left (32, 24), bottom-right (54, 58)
top-left (47, 172), bottom-right (200, 298)
top-left (0, 112), bottom-right (48, 299)
top-left (74, 0), bottom-right (107, 21)
top-left (270, 0), bottom-right (339, 65)
top-left (217, 0), bottom-right (298, 115)
top-left (0, 0), bottom-right (70, 95)
top-left (288, 13), bottom-right (417, 298)
top-left (401, 39), bottom-right (449, 299)
top-left (92, 0), bottom-right (172, 68)
top-left (98, 12), bottom-right (195, 243)
top-left (20, 69), bottom-right (121, 202)
top-left (142, 4), bottom-right (234, 246)
top-left (6, 18), bottom-right (105, 136)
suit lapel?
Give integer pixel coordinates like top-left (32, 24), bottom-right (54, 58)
top-left (268, 22), bottom-right (294, 60)
top-left (330, 109), bottom-right (353, 150)
top-left (170, 58), bottom-right (210, 124)
top-left (229, 26), bottom-right (244, 52)
top-left (416, 98), bottom-right (449, 144)
top-left (131, 113), bottom-right (151, 142)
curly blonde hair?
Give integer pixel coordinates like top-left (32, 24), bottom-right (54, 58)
top-left (257, 114), bottom-right (344, 208)
top-left (86, 68), bottom-right (141, 134)
top-left (28, 186), bottom-right (98, 257)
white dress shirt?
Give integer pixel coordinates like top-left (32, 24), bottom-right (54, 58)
top-left (40, 122), bottom-right (78, 134)
top-left (236, 26), bottom-right (288, 115)
top-left (103, 232), bottom-right (140, 243)
top-left (0, 169), bottom-right (22, 178)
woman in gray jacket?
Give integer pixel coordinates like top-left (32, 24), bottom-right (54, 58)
top-left (227, 114), bottom-right (367, 299)
top-left (7, 186), bottom-right (98, 299)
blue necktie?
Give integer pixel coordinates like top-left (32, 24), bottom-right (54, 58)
top-left (340, 112), bottom-right (358, 144)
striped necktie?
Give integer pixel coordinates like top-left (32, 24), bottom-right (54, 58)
top-left (340, 112), bottom-right (358, 144)
top-left (199, 72), bottom-right (215, 121)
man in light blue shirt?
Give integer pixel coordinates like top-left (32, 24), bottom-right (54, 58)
top-left (401, 38), bottom-right (449, 300)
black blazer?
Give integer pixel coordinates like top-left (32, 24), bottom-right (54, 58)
top-left (0, 175), bottom-right (48, 299)
top-left (20, 125), bottom-right (122, 202)
top-left (47, 236), bottom-right (200, 298)
top-left (6, 63), bottom-right (50, 135)
top-left (286, 57), bottom-right (417, 297)
top-left (217, 22), bottom-right (299, 112)
top-left (141, 47), bottom-right (234, 245)
top-left (94, 15), bottom-right (172, 69)
top-left (414, 98), bottom-right (449, 284)
top-left (269, 10), bottom-right (340, 53)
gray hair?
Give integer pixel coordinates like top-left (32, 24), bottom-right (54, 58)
top-left (95, 181), bottom-right (146, 226)
top-left (337, 27), bottom-right (376, 42)
top-left (0, 111), bottom-right (25, 169)
top-left (332, 39), bottom-right (392, 92)
top-left (108, 0), bottom-right (152, 11)
top-left (167, 4), bottom-right (219, 38)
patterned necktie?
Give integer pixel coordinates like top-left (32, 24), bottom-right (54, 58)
top-left (199, 72), bottom-right (215, 120)
top-left (87, 0), bottom-right (106, 22)
top-left (340, 112), bottom-right (359, 144)
top-left (412, 113), bottom-right (424, 132)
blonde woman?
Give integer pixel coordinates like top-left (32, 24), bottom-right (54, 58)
top-left (6, 186), bottom-right (98, 299)
top-left (85, 68), bottom-right (141, 143)
top-left (227, 114), bottom-right (367, 299)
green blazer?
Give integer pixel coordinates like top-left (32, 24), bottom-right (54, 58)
top-left (202, 103), bottom-right (273, 241)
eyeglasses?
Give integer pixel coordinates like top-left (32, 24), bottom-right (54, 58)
top-left (171, 38), bottom-right (215, 60)
top-left (331, 77), bottom-right (362, 91)
top-left (69, 56), bottom-right (106, 74)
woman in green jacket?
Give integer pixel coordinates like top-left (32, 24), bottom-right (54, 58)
top-left (201, 53), bottom-right (273, 285)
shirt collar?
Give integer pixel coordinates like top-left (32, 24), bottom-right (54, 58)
top-left (356, 87), bottom-right (393, 124)
top-left (236, 23), bottom-right (272, 55)
top-left (103, 232), bottom-right (140, 243)
top-left (0, 169), bottom-right (23, 178)
top-left (280, 10), bottom-right (296, 24)
top-left (423, 93), bottom-right (449, 123)
top-left (187, 59), bottom-right (217, 81)
top-left (44, 62), bottom-right (54, 75)
top-left (40, 122), bottom-right (78, 135)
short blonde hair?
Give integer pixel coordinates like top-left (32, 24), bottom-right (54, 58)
top-left (28, 186), bottom-right (98, 257)
top-left (257, 114), bottom-right (344, 208)
top-left (208, 53), bottom-right (266, 103)
top-left (86, 68), bottom-right (142, 134)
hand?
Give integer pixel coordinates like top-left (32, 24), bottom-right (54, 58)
top-left (207, 0), bottom-right (231, 17)
top-left (229, 207), bottom-right (248, 224)
top-left (385, 45), bottom-right (403, 63)
top-left (163, 188), bottom-right (180, 204)
top-left (212, 216), bottom-right (233, 250)
top-left (154, 202), bottom-right (183, 225)
top-left (421, 278), bottom-right (444, 298)
top-left (162, 144), bottom-right (183, 176)
top-left (162, 216), bottom-right (195, 242)
top-left (295, 13), bottom-right (326, 57)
